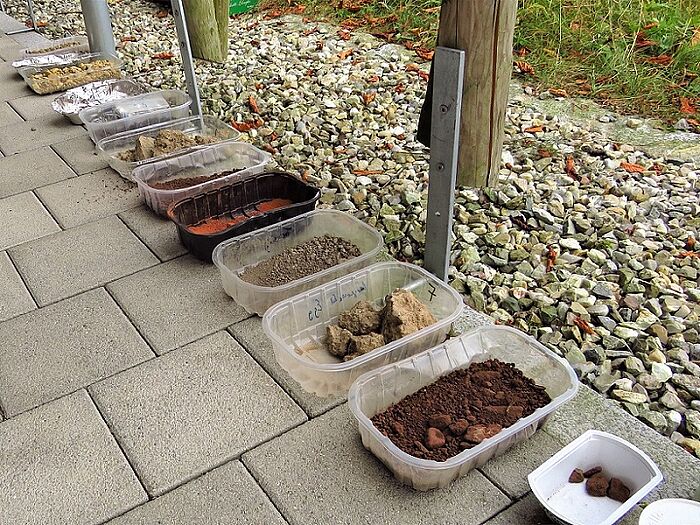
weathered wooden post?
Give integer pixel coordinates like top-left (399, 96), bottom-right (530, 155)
top-left (418, 0), bottom-right (517, 187)
top-left (182, 0), bottom-right (228, 63)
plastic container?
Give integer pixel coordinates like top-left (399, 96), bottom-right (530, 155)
top-left (262, 261), bottom-right (464, 396)
top-left (639, 499), bottom-right (700, 525)
top-left (133, 141), bottom-right (271, 216)
top-left (52, 79), bottom-right (148, 125)
top-left (79, 89), bottom-right (192, 143)
top-left (17, 52), bottom-right (122, 95)
top-left (348, 325), bottom-right (579, 490)
top-left (18, 36), bottom-right (90, 58)
top-left (168, 171), bottom-right (320, 262)
top-left (212, 209), bottom-right (384, 315)
top-left (528, 430), bottom-right (663, 525)
top-left (95, 115), bottom-right (241, 181)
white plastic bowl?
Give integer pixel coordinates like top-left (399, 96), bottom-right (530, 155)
top-left (263, 261), bottom-right (464, 396)
top-left (349, 325), bottom-right (579, 490)
top-left (528, 430), bottom-right (663, 525)
top-left (638, 498), bottom-right (700, 525)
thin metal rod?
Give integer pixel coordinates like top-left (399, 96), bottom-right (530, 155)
top-left (5, 0), bottom-right (36, 34)
top-left (423, 47), bottom-right (465, 282)
top-left (171, 0), bottom-right (202, 120)
top-left (80, 0), bottom-right (115, 55)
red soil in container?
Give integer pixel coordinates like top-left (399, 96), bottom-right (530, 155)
top-left (185, 198), bottom-right (294, 235)
top-left (256, 198), bottom-right (292, 212)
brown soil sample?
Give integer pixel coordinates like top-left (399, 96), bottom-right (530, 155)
top-left (371, 359), bottom-right (551, 462)
top-left (584, 466), bottom-right (603, 478)
top-left (607, 477), bottom-right (631, 502)
top-left (381, 289), bottom-right (437, 342)
top-left (239, 235), bottom-right (361, 287)
top-left (586, 474), bottom-right (609, 497)
top-left (326, 325), bottom-right (352, 357)
top-left (338, 300), bottom-right (382, 335)
top-left (569, 468), bottom-right (585, 483)
top-left (118, 129), bottom-right (219, 162)
top-left (149, 170), bottom-right (242, 191)
top-left (345, 332), bottom-right (385, 360)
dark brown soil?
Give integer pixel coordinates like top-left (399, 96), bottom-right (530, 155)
top-left (371, 359), bottom-right (551, 462)
top-left (149, 169), bottom-right (242, 190)
top-left (239, 234), bottom-right (361, 287)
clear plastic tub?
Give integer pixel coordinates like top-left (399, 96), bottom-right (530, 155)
top-left (528, 430), bottom-right (663, 525)
top-left (262, 261), bottom-right (464, 396)
top-left (18, 36), bottom-right (90, 58)
top-left (80, 89), bottom-right (192, 143)
top-left (95, 115), bottom-right (241, 181)
top-left (212, 209), bottom-right (384, 316)
top-left (52, 79), bottom-right (148, 125)
top-left (132, 141), bottom-right (271, 216)
top-left (17, 52), bottom-right (122, 95)
top-left (348, 325), bottom-right (579, 490)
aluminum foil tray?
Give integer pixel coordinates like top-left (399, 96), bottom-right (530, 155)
top-left (52, 79), bottom-right (149, 125)
top-left (12, 52), bottom-right (87, 69)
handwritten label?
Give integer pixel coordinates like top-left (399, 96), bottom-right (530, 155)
top-left (307, 298), bottom-right (322, 321)
top-left (329, 281), bottom-right (368, 305)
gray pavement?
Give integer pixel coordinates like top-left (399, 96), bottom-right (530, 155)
top-left (1, 16), bottom-right (699, 525)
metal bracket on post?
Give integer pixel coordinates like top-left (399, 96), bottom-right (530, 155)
top-left (171, 0), bottom-right (202, 120)
top-left (3, 0), bottom-right (37, 35)
top-left (423, 46), bottom-right (465, 282)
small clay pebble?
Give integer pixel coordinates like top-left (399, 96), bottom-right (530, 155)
top-left (586, 474), bottom-right (610, 497)
top-left (584, 466), bottom-right (603, 478)
top-left (569, 468), bottom-right (585, 483)
top-left (607, 477), bottom-right (631, 502)
top-left (428, 413), bottom-right (452, 430)
top-left (448, 419), bottom-right (469, 436)
top-left (390, 421), bottom-right (405, 436)
top-left (414, 440), bottom-right (430, 455)
top-left (506, 405), bottom-right (524, 419)
top-left (464, 423), bottom-right (502, 444)
top-left (425, 427), bottom-right (446, 449)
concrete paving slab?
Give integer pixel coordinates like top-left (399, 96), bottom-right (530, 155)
top-left (479, 430), bottom-right (564, 499)
top-left (0, 287), bottom-right (153, 417)
top-left (480, 493), bottom-right (552, 525)
top-left (0, 250), bottom-right (35, 322)
top-left (119, 205), bottom-right (187, 262)
top-left (543, 385), bottom-right (700, 502)
top-left (243, 405), bottom-right (511, 525)
top-left (51, 133), bottom-right (109, 174)
top-left (36, 167), bottom-right (140, 228)
top-left (0, 146), bottom-right (76, 198)
top-left (0, 390), bottom-right (147, 525)
top-left (0, 191), bottom-right (59, 250)
top-left (8, 93), bottom-right (60, 121)
top-left (0, 34), bottom-right (21, 61)
top-left (0, 100), bottom-right (22, 124)
top-left (0, 108), bottom-right (85, 154)
top-left (90, 331), bottom-right (307, 497)
top-left (0, 61), bottom-right (32, 103)
top-left (228, 316), bottom-right (345, 418)
top-left (106, 460), bottom-right (286, 525)
top-left (107, 255), bottom-right (251, 354)
top-left (9, 216), bottom-right (159, 306)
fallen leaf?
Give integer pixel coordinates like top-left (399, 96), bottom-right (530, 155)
top-left (645, 54), bottom-right (672, 66)
top-left (634, 31), bottom-right (655, 48)
top-left (367, 75), bottom-right (380, 83)
top-left (688, 118), bottom-right (700, 127)
top-left (680, 97), bottom-right (697, 114)
top-left (248, 95), bottom-right (260, 114)
top-left (565, 155), bottom-right (577, 177)
top-left (537, 148), bottom-right (552, 158)
top-left (524, 125), bottom-right (544, 133)
top-left (416, 70), bottom-right (429, 81)
top-left (230, 117), bottom-right (264, 132)
top-left (545, 245), bottom-right (557, 272)
top-left (362, 92), bottom-right (376, 105)
top-left (338, 48), bottom-right (354, 60)
top-left (516, 47), bottom-right (529, 57)
top-left (686, 236), bottom-right (696, 250)
top-left (651, 163), bottom-right (664, 173)
top-left (677, 251), bottom-right (700, 259)
top-left (154, 9), bottom-right (169, 18)
top-left (340, 0), bottom-right (367, 12)
top-left (121, 36), bottom-right (137, 42)
top-left (573, 316), bottom-right (595, 335)
top-left (548, 88), bottom-right (568, 97)
top-left (302, 27), bottom-right (318, 36)
top-left (35, 20), bottom-right (48, 27)
top-left (515, 61), bottom-right (535, 76)
top-left (353, 169), bottom-right (383, 175)
top-left (394, 83), bottom-right (405, 93)
top-left (340, 18), bottom-right (363, 29)
top-left (620, 161), bottom-right (646, 173)
top-left (316, 40), bottom-right (324, 50)
top-left (372, 32), bottom-right (395, 42)
top-left (263, 9), bottom-right (283, 19)
top-left (406, 63), bottom-right (421, 72)
top-left (415, 47), bottom-right (434, 60)
top-left (338, 30), bottom-right (351, 41)
top-left (254, 82), bottom-right (264, 90)
top-left (152, 52), bottom-right (174, 60)
top-left (306, 68), bottom-right (314, 77)
top-left (292, 4), bottom-right (305, 13)
top-left (643, 22), bottom-right (658, 30)
top-left (569, 20), bottom-right (581, 31)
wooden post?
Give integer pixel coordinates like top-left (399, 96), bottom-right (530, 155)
top-left (182, 0), bottom-right (228, 63)
top-left (436, 0), bottom-right (517, 187)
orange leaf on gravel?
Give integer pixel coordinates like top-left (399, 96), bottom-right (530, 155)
top-left (231, 117), bottom-right (264, 132)
top-left (680, 97), bottom-right (697, 114)
top-left (515, 61), bottom-right (535, 75)
top-left (367, 75), bottom-right (380, 83)
top-left (338, 30), bottom-right (351, 41)
top-left (415, 48), bottom-right (434, 60)
top-left (248, 95), bottom-right (260, 114)
top-left (154, 10), bottom-right (168, 18)
top-left (548, 88), bottom-right (568, 97)
top-left (152, 52), bottom-right (174, 60)
top-left (565, 156), bottom-right (577, 177)
top-left (362, 92), bottom-right (376, 105)
top-left (524, 125), bottom-right (544, 133)
top-left (338, 48), bottom-right (354, 60)
top-left (353, 169), bottom-right (382, 175)
top-left (406, 63), bottom-right (421, 72)
top-left (620, 162), bottom-right (645, 173)
top-left (394, 83), bottom-right (405, 93)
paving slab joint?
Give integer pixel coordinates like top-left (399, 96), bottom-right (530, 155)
top-left (239, 459), bottom-right (292, 525)
top-left (4, 248), bottom-right (39, 307)
top-left (114, 212), bottom-right (164, 263)
top-left (31, 188), bottom-right (64, 232)
top-left (103, 285), bottom-right (159, 359)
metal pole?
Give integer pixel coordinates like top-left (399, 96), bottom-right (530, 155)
top-left (80, 0), bottom-right (115, 55)
top-left (171, 0), bottom-right (202, 120)
top-left (4, 0), bottom-right (37, 35)
top-left (423, 47), bottom-right (465, 282)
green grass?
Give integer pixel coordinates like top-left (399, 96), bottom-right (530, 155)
top-left (260, 0), bottom-right (700, 124)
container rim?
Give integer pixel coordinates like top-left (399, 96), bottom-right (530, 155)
top-left (78, 88), bottom-right (192, 123)
top-left (347, 325), bottom-right (580, 471)
top-left (17, 51), bottom-right (122, 76)
top-left (527, 429), bottom-right (663, 525)
top-left (52, 79), bottom-right (147, 118)
top-left (261, 261), bottom-right (465, 372)
top-left (19, 35), bottom-right (89, 57)
top-left (133, 142), bottom-right (272, 197)
top-left (211, 208), bottom-right (385, 293)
